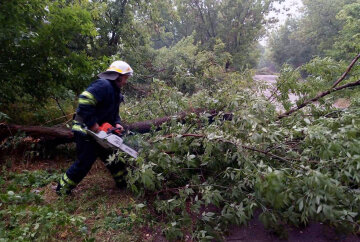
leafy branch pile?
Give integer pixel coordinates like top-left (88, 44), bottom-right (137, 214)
top-left (116, 58), bottom-right (360, 240)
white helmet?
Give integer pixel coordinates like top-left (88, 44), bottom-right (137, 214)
top-left (98, 60), bottom-right (133, 80)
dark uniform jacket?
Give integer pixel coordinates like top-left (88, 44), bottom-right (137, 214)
top-left (72, 79), bottom-right (124, 134)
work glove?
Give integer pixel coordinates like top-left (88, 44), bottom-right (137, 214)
top-left (114, 124), bottom-right (124, 135)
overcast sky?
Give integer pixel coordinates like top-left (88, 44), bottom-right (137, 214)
top-left (270, 0), bottom-right (303, 24)
top-left (261, 0), bottom-right (304, 45)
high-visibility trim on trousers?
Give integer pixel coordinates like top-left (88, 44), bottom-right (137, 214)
top-left (59, 173), bottom-right (77, 189)
top-left (62, 132), bottom-right (127, 189)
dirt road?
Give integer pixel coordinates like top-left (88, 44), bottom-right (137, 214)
top-left (253, 75), bottom-right (298, 104)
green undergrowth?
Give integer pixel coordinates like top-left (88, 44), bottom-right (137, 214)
top-left (2, 95), bottom-right (76, 125)
top-left (0, 167), bottom-right (151, 241)
top-left (0, 169), bottom-right (84, 241)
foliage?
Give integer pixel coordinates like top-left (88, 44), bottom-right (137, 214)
top-left (0, 112), bottom-right (10, 122)
top-left (0, 0), bottom-right (152, 122)
top-left (274, 57), bottom-right (350, 110)
top-left (0, 0), bottom-right (281, 122)
top-left (149, 0), bottom-right (279, 70)
top-left (0, 0), bottom-right (104, 123)
top-left (151, 35), bottom-right (231, 93)
top-left (1, 0), bottom-right (360, 240)
top-left (121, 79), bottom-right (188, 123)
top-left (299, 0), bottom-right (350, 56)
top-left (0, 169), bottom-right (86, 240)
top-left (268, 19), bottom-right (312, 68)
top-left (116, 58), bottom-right (360, 240)
top-left (4, 92), bottom-right (76, 125)
top-left (0, 167), bottom-right (148, 241)
top-left (7, 170), bottom-right (62, 188)
top-left (332, 2), bottom-right (360, 60)
top-left (0, 0), bottom-right (99, 101)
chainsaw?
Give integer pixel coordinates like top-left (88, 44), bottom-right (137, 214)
top-left (87, 123), bottom-right (138, 159)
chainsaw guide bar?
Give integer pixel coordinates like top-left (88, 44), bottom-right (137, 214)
top-left (87, 130), bottom-right (138, 158)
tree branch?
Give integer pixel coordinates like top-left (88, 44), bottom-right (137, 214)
top-left (332, 53), bottom-right (360, 88)
top-left (0, 109), bottom-right (233, 143)
top-left (52, 97), bottom-right (66, 119)
top-left (162, 133), bottom-right (293, 163)
top-left (278, 54), bottom-right (360, 119)
top-left (278, 79), bottom-right (360, 119)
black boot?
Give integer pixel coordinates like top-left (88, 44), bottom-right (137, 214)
top-left (56, 182), bottom-right (72, 195)
top-left (115, 179), bottom-right (127, 189)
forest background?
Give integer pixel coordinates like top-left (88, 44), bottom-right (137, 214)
top-left (0, 0), bottom-right (360, 241)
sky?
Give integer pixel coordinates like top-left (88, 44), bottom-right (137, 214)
top-left (270, 0), bottom-right (304, 25)
top-left (260, 0), bottom-right (304, 45)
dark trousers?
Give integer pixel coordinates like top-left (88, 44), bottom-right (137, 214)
top-left (65, 132), bottom-right (126, 187)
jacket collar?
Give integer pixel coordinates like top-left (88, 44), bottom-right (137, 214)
top-left (109, 80), bottom-right (120, 91)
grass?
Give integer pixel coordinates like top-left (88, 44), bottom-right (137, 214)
top-left (0, 156), bottom-right (161, 241)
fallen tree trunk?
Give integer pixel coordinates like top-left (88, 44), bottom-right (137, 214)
top-left (0, 124), bottom-right (72, 139)
top-left (0, 124), bottom-right (74, 146)
top-left (123, 108), bottom-right (233, 133)
top-left (0, 109), bottom-right (232, 143)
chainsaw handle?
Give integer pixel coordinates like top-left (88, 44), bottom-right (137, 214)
top-left (108, 127), bottom-right (124, 136)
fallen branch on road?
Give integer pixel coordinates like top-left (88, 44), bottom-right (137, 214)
top-left (278, 54), bottom-right (360, 119)
top-left (278, 78), bottom-right (360, 119)
top-left (331, 53), bottom-right (360, 88)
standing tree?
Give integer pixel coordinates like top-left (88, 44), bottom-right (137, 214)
top-left (0, 0), bottom-right (99, 104)
top-left (332, 2), bottom-right (360, 60)
top-left (268, 0), bottom-right (358, 67)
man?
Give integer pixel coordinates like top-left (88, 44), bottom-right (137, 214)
top-left (56, 61), bottom-right (133, 195)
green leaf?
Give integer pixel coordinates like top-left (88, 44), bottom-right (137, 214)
top-left (316, 205), bottom-right (322, 214)
top-left (299, 200), bottom-right (304, 211)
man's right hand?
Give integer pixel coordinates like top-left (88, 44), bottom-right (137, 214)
top-left (90, 123), bottom-right (99, 132)
top-left (115, 124), bottom-right (124, 135)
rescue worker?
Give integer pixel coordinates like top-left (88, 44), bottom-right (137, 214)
top-left (56, 61), bottom-right (133, 195)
